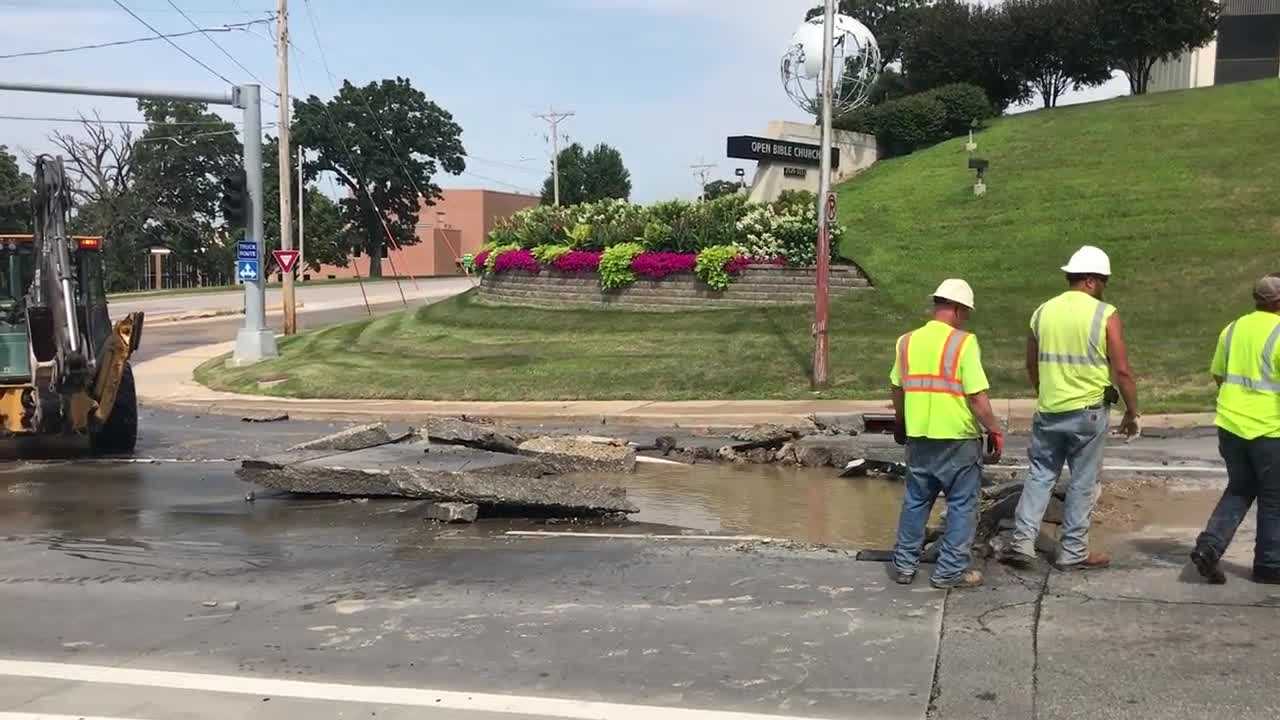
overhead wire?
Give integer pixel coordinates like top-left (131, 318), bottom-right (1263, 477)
top-left (110, 0), bottom-right (235, 86)
top-left (163, 0), bottom-right (279, 104)
top-left (0, 18), bottom-right (273, 60)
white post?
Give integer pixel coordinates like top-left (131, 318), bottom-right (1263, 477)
top-left (297, 146), bottom-right (305, 276)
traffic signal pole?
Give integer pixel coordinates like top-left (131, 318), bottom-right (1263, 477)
top-left (0, 80), bottom-right (277, 365)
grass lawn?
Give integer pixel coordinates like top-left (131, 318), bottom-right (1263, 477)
top-left (197, 80), bottom-right (1280, 411)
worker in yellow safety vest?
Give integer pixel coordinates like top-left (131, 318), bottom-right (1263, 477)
top-left (1191, 273), bottom-right (1280, 585)
top-left (890, 279), bottom-right (1004, 590)
top-left (1001, 246), bottom-right (1140, 572)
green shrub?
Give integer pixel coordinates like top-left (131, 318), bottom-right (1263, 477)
top-left (931, 83), bottom-right (994, 137)
top-left (695, 244), bottom-right (743, 291)
top-left (641, 220), bottom-right (672, 249)
top-left (838, 82), bottom-right (992, 157)
top-left (508, 205), bottom-right (568, 247)
top-left (598, 242), bottom-right (645, 290)
top-left (531, 244), bottom-right (571, 264)
top-left (570, 200), bottom-right (648, 249)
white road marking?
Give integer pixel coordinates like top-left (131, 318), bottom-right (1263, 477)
top-left (0, 659), bottom-right (858, 720)
top-left (0, 714), bottom-right (148, 720)
top-left (505, 531), bottom-right (783, 542)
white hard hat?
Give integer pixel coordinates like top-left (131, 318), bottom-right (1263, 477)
top-left (932, 278), bottom-right (975, 309)
top-left (1060, 245), bottom-right (1112, 276)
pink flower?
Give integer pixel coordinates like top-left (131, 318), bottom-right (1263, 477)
top-left (552, 250), bottom-right (602, 273)
top-left (725, 255), bottom-right (751, 275)
top-left (474, 250), bottom-right (490, 269)
top-left (493, 248), bottom-right (540, 273)
top-left (631, 252), bottom-right (696, 279)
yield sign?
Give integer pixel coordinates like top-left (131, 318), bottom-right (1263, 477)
top-left (273, 249), bottom-right (300, 274)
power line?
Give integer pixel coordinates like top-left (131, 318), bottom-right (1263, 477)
top-left (163, 0), bottom-right (278, 99)
top-left (110, 0), bottom-right (234, 85)
top-left (0, 18), bottom-right (273, 60)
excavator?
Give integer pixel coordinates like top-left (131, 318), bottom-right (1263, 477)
top-left (0, 155), bottom-right (143, 453)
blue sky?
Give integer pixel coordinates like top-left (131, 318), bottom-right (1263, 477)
top-left (0, 0), bottom-right (1129, 202)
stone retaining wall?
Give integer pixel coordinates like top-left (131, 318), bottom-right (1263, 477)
top-left (478, 265), bottom-right (872, 311)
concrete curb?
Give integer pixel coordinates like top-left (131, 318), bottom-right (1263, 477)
top-left (133, 340), bottom-right (1216, 432)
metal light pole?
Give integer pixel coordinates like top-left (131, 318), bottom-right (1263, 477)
top-left (277, 0), bottom-right (296, 335)
top-left (812, 0), bottom-right (836, 389)
top-left (0, 80), bottom-right (276, 364)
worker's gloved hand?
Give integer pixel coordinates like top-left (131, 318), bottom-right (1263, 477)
top-left (983, 431), bottom-right (1004, 464)
top-left (1119, 411), bottom-right (1141, 442)
top-left (893, 418), bottom-right (907, 446)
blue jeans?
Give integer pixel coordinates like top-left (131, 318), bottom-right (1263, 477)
top-left (893, 438), bottom-right (982, 583)
top-left (1011, 407), bottom-right (1109, 565)
top-left (1196, 429), bottom-right (1280, 572)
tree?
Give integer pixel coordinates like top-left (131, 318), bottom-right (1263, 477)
top-left (540, 142), bottom-right (632, 205)
top-left (0, 145), bottom-right (32, 233)
top-left (806, 0), bottom-right (927, 70)
top-left (901, 1), bottom-right (1031, 112)
top-left (260, 137), bottom-right (352, 273)
top-left (49, 115), bottom-right (146, 290)
top-left (1006, 0), bottom-right (1113, 108)
top-left (702, 179), bottom-right (742, 201)
top-left (293, 77), bottom-right (466, 277)
top-left (1096, 0), bottom-right (1219, 95)
top-left (131, 100), bottom-right (242, 285)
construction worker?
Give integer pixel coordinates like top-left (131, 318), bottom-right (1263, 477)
top-left (1190, 274), bottom-right (1280, 585)
top-left (890, 279), bottom-right (1004, 590)
top-left (1001, 245), bottom-right (1140, 571)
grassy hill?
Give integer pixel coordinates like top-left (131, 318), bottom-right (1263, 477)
top-left (199, 79), bottom-right (1280, 410)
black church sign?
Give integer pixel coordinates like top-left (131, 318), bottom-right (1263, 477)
top-left (726, 135), bottom-right (840, 169)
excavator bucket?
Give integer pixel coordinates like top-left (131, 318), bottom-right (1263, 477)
top-left (92, 312), bottom-right (143, 424)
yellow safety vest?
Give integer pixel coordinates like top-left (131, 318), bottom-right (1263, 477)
top-left (1214, 311), bottom-right (1280, 440)
top-left (1030, 291), bottom-right (1117, 413)
top-left (895, 320), bottom-right (981, 439)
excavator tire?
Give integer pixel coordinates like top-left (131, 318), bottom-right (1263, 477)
top-left (90, 363), bottom-right (137, 455)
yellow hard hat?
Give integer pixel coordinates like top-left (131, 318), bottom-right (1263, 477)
top-left (932, 278), bottom-right (975, 309)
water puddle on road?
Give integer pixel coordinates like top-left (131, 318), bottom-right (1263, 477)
top-left (602, 463), bottom-right (911, 549)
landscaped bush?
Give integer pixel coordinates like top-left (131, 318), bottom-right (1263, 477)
top-left (531, 244), bottom-right (571, 264)
top-left (483, 243), bottom-right (520, 271)
top-left (695, 245), bottom-right (746, 291)
top-left (837, 82), bottom-right (993, 157)
top-left (598, 242), bottom-right (645, 290)
top-left (631, 251), bottom-right (697, 280)
top-left (492, 248), bottom-right (540, 273)
top-left (553, 250), bottom-right (602, 273)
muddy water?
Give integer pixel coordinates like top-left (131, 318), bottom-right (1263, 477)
top-left (607, 463), bottom-right (915, 549)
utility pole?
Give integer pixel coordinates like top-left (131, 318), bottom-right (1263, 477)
top-left (276, 0), bottom-right (296, 335)
top-left (812, 0), bottom-right (836, 389)
top-left (534, 107), bottom-right (573, 205)
top-left (690, 160), bottom-right (716, 201)
top-left (297, 146), bottom-right (304, 276)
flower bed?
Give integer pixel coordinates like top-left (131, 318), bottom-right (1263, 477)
top-left (461, 191), bottom-right (848, 293)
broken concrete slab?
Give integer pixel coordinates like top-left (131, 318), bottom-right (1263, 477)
top-left (239, 441), bottom-right (635, 515)
top-left (424, 416), bottom-right (525, 454)
top-left (517, 436), bottom-right (636, 474)
top-left (792, 435), bottom-right (867, 468)
top-left (426, 501), bottom-right (479, 523)
top-left (288, 422), bottom-right (393, 452)
top-left (809, 413), bottom-right (865, 436)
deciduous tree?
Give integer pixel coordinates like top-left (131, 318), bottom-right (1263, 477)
top-left (1096, 0), bottom-right (1219, 95)
top-left (1006, 0), bottom-right (1113, 108)
top-left (541, 142), bottom-right (631, 206)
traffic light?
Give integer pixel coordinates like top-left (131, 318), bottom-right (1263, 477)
top-left (219, 171), bottom-right (248, 230)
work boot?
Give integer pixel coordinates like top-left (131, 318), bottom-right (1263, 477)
top-left (1190, 547), bottom-right (1227, 585)
top-left (998, 548), bottom-right (1037, 570)
top-left (931, 569), bottom-right (984, 590)
top-left (1252, 566), bottom-right (1280, 585)
top-left (893, 570), bottom-right (916, 585)
top-left (1054, 551), bottom-right (1112, 572)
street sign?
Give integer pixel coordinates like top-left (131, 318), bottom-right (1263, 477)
top-left (236, 240), bottom-right (258, 261)
top-left (237, 259), bottom-right (260, 282)
top-left (825, 192), bottom-right (837, 223)
top-left (272, 249), bottom-right (300, 274)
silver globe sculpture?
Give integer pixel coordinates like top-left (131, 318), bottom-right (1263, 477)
top-left (781, 15), bottom-right (881, 117)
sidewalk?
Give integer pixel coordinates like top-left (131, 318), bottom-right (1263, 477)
top-left (134, 339), bottom-right (1216, 430)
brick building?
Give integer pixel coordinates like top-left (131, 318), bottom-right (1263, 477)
top-left (314, 188), bottom-right (538, 279)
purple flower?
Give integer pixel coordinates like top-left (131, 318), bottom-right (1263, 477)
top-left (631, 252), bottom-right (697, 279)
top-left (474, 250), bottom-right (490, 269)
top-left (493, 248), bottom-right (540, 273)
top-left (552, 250), bottom-right (602, 273)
